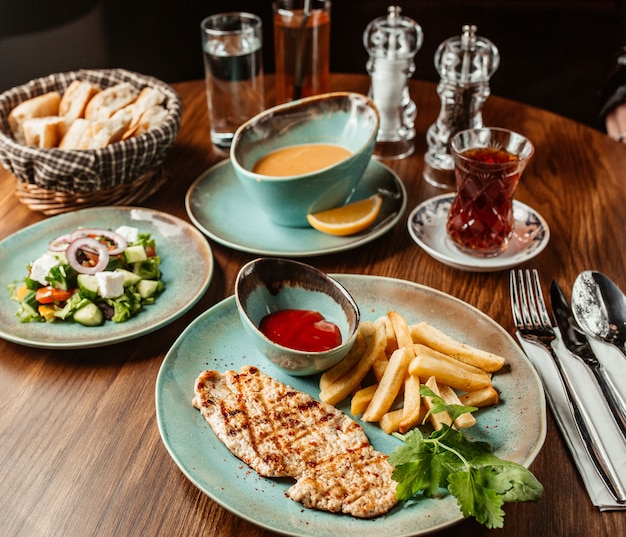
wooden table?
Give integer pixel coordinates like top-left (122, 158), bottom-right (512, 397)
top-left (1, 74), bottom-right (625, 537)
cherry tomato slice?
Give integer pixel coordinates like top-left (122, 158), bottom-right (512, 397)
top-left (35, 287), bottom-right (74, 304)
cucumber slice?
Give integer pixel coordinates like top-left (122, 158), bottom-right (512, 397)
top-left (73, 302), bottom-right (104, 326)
top-left (115, 268), bottom-right (142, 287)
top-left (21, 289), bottom-right (40, 310)
top-left (132, 258), bottom-right (160, 279)
top-left (124, 245), bottom-right (147, 264)
top-left (19, 290), bottom-right (40, 318)
top-left (136, 279), bottom-right (160, 299)
top-left (77, 274), bottom-right (99, 300)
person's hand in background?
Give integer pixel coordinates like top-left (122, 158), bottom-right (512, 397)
top-left (606, 101), bottom-right (626, 142)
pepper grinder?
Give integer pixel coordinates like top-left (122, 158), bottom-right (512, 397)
top-left (363, 6), bottom-right (423, 159)
top-left (423, 25), bottom-right (499, 188)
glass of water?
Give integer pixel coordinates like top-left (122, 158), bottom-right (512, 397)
top-left (201, 12), bottom-right (265, 151)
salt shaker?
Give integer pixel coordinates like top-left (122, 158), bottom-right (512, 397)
top-left (423, 25), bottom-right (499, 188)
top-left (363, 6), bottom-right (423, 159)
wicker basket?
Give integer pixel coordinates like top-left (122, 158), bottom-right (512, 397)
top-left (0, 68), bottom-right (182, 215)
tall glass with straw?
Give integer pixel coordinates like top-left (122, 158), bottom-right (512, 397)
top-left (273, 0), bottom-right (331, 104)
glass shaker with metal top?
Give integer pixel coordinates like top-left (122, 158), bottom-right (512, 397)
top-left (363, 6), bottom-right (423, 159)
top-left (423, 25), bottom-right (500, 188)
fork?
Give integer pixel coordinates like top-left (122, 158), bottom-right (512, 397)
top-left (510, 269), bottom-right (626, 504)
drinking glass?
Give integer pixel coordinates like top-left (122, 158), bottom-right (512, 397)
top-left (273, 0), bottom-right (331, 104)
top-left (446, 127), bottom-right (534, 256)
top-left (201, 12), bottom-right (265, 151)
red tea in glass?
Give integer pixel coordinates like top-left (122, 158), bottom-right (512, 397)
top-left (446, 128), bottom-right (534, 256)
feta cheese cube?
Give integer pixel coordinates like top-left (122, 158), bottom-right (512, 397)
top-left (30, 253), bottom-right (60, 286)
top-left (95, 271), bottom-right (125, 299)
top-left (115, 225), bottom-right (139, 244)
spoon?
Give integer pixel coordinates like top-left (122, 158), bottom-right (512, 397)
top-left (571, 270), bottom-right (626, 359)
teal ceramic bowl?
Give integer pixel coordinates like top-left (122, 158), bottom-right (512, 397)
top-left (235, 257), bottom-right (360, 376)
top-left (230, 92), bottom-right (379, 227)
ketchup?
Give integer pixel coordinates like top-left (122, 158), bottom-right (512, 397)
top-left (259, 309), bottom-right (342, 352)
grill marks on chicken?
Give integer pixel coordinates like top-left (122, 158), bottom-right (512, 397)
top-left (192, 366), bottom-right (397, 518)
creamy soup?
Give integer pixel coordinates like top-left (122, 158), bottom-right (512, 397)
top-left (252, 143), bottom-right (352, 176)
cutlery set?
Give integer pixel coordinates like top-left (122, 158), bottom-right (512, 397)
top-left (509, 269), bottom-right (626, 505)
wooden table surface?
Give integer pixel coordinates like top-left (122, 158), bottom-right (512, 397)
top-left (1, 73), bottom-right (625, 537)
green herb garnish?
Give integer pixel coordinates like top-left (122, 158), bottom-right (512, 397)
top-left (389, 386), bottom-right (543, 529)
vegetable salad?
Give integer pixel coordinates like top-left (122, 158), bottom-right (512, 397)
top-left (8, 226), bottom-right (165, 326)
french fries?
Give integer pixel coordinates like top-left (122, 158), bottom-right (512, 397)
top-left (358, 319), bottom-right (376, 340)
top-left (371, 352), bottom-right (389, 382)
top-left (399, 374), bottom-right (422, 433)
top-left (319, 322), bottom-right (387, 406)
top-left (388, 310), bottom-right (414, 350)
top-left (410, 321), bottom-right (506, 372)
top-left (319, 331), bottom-right (367, 391)
top-left (409, 344), bottom-right (492, 392)
top-left (362, 347), bottom-right (413, 422)
top-left (423, 376), bottom-right (453, 430)
top-left (438, 383), bottom-right (477, 429)
top-left (318, 309), bottom-right (504, 436)
top-left (350, 384), bottom-right (378, 415)
top-left (379, 409), bottom-right (404, 434)
top-left (459, 385), bottom-right (499, 408)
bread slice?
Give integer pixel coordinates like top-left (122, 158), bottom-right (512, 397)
top-left (110, 106), bottom-right (134, 126)
top-left (77, 117), bottom-right (130, 149)
top-left (22, 116), bottom-right (65, 148)
top-left (127, 87), bottom-right (166, 125)
top-left (59, 80), bottom-right (100, 124)
top-left (84, 82), bottom-right (139, 121)
top-left (122, 105), bottom-right (168, 139)
top-left (8, 91), bottom-right (62, 143)
top-left (58, 118), bottom-right (91, 149)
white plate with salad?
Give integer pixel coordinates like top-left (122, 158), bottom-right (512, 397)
top-left (0, 206), bottom-right (214, 349)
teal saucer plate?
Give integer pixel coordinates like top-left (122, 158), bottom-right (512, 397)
top-left (185, 159), bottom-right (406, 257)
top-left (156, 274), bottom-right (546, 537)
top-left (0, 207), bottom-right (214, 349)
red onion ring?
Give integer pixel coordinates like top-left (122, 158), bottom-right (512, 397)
top-left (48, 233), bottom-right (73, 252)
top-left (70, 228), bottom-right (128, 256)
top-left (66, 237), bottom-right (110, 274)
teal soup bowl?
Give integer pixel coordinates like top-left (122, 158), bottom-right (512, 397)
top-left (230, 92), bottom-right (379, 227)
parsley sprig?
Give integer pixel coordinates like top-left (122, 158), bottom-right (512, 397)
top-left (389, 386), bottom-right (543, 529)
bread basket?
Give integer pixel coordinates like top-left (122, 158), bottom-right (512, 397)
top-left (0, 68), bottom-right (182, 215)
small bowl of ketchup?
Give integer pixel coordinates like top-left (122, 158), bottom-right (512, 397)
top-left (235, 257), bottom-right (360, 376)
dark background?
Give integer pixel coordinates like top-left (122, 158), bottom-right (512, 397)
top-left (0, 1), bottom-right (622, 130)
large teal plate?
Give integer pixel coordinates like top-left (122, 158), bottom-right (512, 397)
top-left (185, 159), bottom-right (406, 257)
top-left (0, 207), bottom-right (214, 349)
top-left (156, 274), bottom-right (546, 537)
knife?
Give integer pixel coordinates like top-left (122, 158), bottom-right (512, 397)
top-left (550, 280), bottom-right (626, 441)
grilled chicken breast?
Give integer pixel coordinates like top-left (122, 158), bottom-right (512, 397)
top-left (192, 366), bottom-right (397, 518)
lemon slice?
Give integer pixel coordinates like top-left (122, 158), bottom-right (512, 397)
top-left (307, 194), bottom-right (383, 236)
